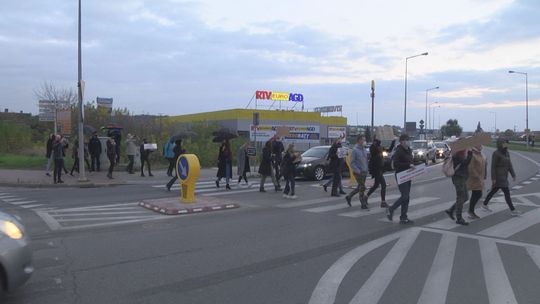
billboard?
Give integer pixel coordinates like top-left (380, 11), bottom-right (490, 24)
top-left (38, 100), bottom-right (70, 122)
top-left (405, 122), bottom-right (417, 133)
top-left (328, 126), bottom-right (347, 139)
top-left (56, 108), bottom-right (72, 135)
top-left (97, 97), bottom-right (113, 113)
top-left (314, 105), bottom-right (343, 113)
top-left (250, 125), bottom-right (320, 144)
top-left (255, 90), bottom-right (304, 102)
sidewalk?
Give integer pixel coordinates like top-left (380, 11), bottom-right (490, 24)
top-left (0, 167), bottom-right (221, 188)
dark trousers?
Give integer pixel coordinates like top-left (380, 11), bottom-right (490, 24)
top-left (483, 187), bottom-right (515, 211)
top-left (70, 157), bottom-right (80, 174)
top-left (127, 155), bottom-right (135, 173)
top-left (108, 157), bottom-right (115, 176)
top-left (390, 179), bottom-right (411, 220)
top-left (141, 158), bottom-right (151, 175)
top-left (367, 173), bottom-right (387, 201)
top-left (273, 160), bottom-right (282, 185)
top-left (448, 177), bottom-right (469, 219)
top-left (324, 175), bottom-right (344, 192)
top-left (166, 158), bottom-right (175, 176)
top-left (238, 173), bottom-right (248, 184)
top-left (283, 174), bottom-right (296, 195)
top-left (469, 190), bottom-right (483, 212)
top-left (166, 170), bottom-right (178, 189)
top-left (53, 159), bottom-right (64, 182)
top-left (347, 172), bottom-right (367, 203)
top-left (330, 171), bottom-right (342, 195)
top-left (91, 155), bottom-right (100, 172)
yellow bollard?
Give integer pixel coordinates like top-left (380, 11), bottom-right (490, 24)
top-left (346, 151), bottom-right (357, 187)
top-left (176, 154), bottom-right (201, 203)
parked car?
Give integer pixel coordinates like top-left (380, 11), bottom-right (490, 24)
top-left (434, 142), bottom-right (451, 159)
top-left (296, 145), bottom-right (349, 181)
top-left (0, 211), bottom-right (33, 296)
top-left (411, 140), bottom-right (437, 164)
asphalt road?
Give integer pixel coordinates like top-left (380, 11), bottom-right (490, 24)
top-left (2, 147), bottom-right (540, 304)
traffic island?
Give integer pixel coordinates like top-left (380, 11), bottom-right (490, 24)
top-left (139, 196), bottom-right (240, 215)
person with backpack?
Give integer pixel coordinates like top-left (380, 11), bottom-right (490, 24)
top-left (163, 139), bottom-right (176, 177)
top-left (166, 140), bottom-right (186, 191)
top-left (466, 145), bottom-right (487, 219)
top-left (259, 140), bottom-right (278, 192)
top-left (444, 149), bottom-right (473, 225)
top-left (481, 138), bottom-right (521, 216)
top-left (386, 134), bottom-right (414, 224)
top-left (366, 138), bottom-right (388, 208)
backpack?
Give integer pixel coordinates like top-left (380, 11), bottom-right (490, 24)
top-left (442, 156), bottom-right (460, 177)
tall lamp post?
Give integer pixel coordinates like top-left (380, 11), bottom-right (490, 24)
top-left (489, 111), bottom-right (497, 134)
top-left (508, 70), bottom-right (529, 147)
top-left (433, 105), bottom-right (441, 137)
top-left (404, 52), bottom-right (429, 129)
top-left (429, 101), bottom-right (439, 130)
top-left (77, 0), bottom-right (86, 181)
top-left (425, 86), bottom-right (439, 132)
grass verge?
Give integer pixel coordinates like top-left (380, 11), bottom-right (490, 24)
top-left (486, 143), bottom-right (540, 153)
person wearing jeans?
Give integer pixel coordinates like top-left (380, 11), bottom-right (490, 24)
top-left (345, 135), bottom-right (369, 209)
top-left (166, 140), bottom-right (186, 191)
top-left (482, 138), bottom-right (520, 216)
top-left (52, 135), bottom-right (65, 184)
top-left (282, 143), bottom-right (299, 199)
top-left (386, 134), bottom-right (414, 224)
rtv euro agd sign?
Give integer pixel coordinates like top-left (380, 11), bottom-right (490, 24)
top-left (256, 90), bottom-right (304, 102)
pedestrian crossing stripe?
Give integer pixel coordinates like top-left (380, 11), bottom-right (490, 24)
top-left (340, 197), bottom-right (438, 218)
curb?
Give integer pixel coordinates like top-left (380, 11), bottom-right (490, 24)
top-left (139, 201), bottom-right (239, 215)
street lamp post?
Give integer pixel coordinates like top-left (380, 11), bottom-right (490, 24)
top-left (77, 0), bottom-right (86, 181)
top-left (429, 101), bottom-right (439, 130)
top-left (433, 105), bottom-right (441, 133)
top-left (509, 70), bottom-right (529, 147)
top-left (489, 111), bottom-right (497, 134)
top-left (404, 52), bottom-right (429, 130)
top-left (425, 86), bottom-right (439, 132)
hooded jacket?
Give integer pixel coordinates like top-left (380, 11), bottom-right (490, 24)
top-left (491, 139), bottom-right (515, 188)
top-left (466, 148), bottom-right (487, 191)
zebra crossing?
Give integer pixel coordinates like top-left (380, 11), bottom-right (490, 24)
top-left (0, 192), bottom-right (51, 210)
top-left (150, 180), bottom-right (300, 196)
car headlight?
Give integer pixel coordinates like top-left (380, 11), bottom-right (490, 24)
top-left (0, 220), bottom-right (23, 240)
top-left (303, 163), bottom-right (312, 167)
top-left (417, 151), bottom-right (424, 156)
top-left (382, 151), bottom-right (388, 157)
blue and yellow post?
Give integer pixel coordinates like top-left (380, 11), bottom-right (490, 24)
top-left (176, 154), bottom-right (201, 203)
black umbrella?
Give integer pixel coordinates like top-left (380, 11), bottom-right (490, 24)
top-left (212, 128), bottom-right (238, 142)
top-left (169, 131), bottom-right (197, 142)
top-left (83, 125), bottom-right (96, 135)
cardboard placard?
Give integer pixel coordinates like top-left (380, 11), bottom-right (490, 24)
top-left (276, 126), bottom-right (290, 138)
top-left (448, 133), bottom-right (491, 154)
top-left (396, 164), bottom-right (427, 185)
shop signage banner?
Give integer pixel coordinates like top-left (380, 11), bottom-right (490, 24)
top-left (314, 105), bottom-right (342, 113)
top-left (328, 126), bottom-right (347, 139)
top-left (97, 97), bottom-right (113, 113)
top-left (250, 125), bottom-right (320, 144)
top-left (255, 90), bottom-right (304, 102)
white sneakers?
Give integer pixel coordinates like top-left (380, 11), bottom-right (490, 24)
top-left (510, 210), bottom-right (522, 216)
top-left (283, 194), bottom-right (297, 199)
top-left (481, 205), bottom-right (492, 212)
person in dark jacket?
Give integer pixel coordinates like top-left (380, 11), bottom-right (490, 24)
top-left (52, 135), bottom-right (65, 184)
top-left (282, 143), bottom-right (300, 199)
top-left (444, 149), bottom-right (473, 225)
top-left (237, 142), bottom-right (251, 185)
top-left (366, 139), bottom-right (388, 208)
top-left (272, 137), bottom-right (285, 186)
top-left (166, 140), bottom-right (186, 191)
top-left (106, 136), bottom-right (117, 179)
top-left (140, 139), bottom-right (154, 177)
top-left (481, 138), bottom-right (521, 216)
top-left (259, 140), bottom-right (278, 192)
top-left (386, 134), bottom-right (415, 224)
top-left (88, 132), bottom-right (101, 172)
top-left (216, 140), bottom-right (232, 190)
top-left (45, 133), bottom-right (54, 176)
top-left (327, 139), bottom-right (344, 197)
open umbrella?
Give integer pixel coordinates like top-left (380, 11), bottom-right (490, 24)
top-left (83, 125), bottom-right (96, 135)
top-left (212, 128), bottom-right (238, 142)
top-left (169, 131), bottom-right (197, 142)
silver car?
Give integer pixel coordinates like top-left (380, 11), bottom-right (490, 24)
top-left (0, 211), bottom-right (33, 295)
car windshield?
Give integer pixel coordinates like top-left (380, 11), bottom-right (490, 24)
top-left (412, 142), bottom-right (428, 149)
top-left (435, 143), bottom-right (446, 148)
top-left (302, 147), bottom-right (328, 158)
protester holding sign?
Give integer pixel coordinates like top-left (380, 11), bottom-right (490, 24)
top-left (386, 134), bottom-right (414, 224)
top-left (444, 149), bottom-right (473, 225)
top-left (140, 139), bottom-right (154, 177)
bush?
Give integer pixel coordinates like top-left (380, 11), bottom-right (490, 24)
top-left (0, 121), bottom-right (33, 153)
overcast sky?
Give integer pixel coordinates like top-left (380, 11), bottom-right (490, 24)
top-left (1, 0), bottom-right (539, 131)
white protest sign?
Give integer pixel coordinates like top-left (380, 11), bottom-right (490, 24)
top-left (396, 164), bottom-right (427, 185)
top-left (144, 143), bottom-right (158, 150)
top-left (338, 147), bottom-right (348, 159)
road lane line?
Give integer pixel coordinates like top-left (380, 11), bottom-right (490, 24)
top-left (514, 195), bottom-right (537, 205)
top-left (276, 196), bottom-right (340, 208)
top-left (425, 203), bottom-right (508, 230)
top-left (20, 204), bottom-right (43, 209)
top-left (303, 194), bottom-right (400, 213)
top-left (2, 198), bottom-right (27, 202)
top-left (202, 183), bottom-right (276, 196)
top-left (349, 229), bottom-right (420, 304)
top-left (531, 177), bottom-right (539, 181)
top-left (340, 197), bottom-right (439, 218)
top-left (50, 211), bottom-right (151, 217)
top-left (57, 215), bottom-right (156, 222)
top-left (417, 234), bottom-right (457, 304)
top-left (526, 247), bottom-right (540, 270)
top-left (479, 239), bottom-right (518, 304)
top-left (478, 208), bottom-right (540, 238)
top-left (522, 181), bottom-right (532, 185)
top-left (308, 230), bottom-right (405, 304)
top-left (512, 185), bottom-right (523, 190)
top-left (6, 200), bottom-right (38, 205)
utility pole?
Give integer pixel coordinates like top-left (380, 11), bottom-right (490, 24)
top-left (77, 0), bottom-right (87, 182)
top-left (370, 80), bottom-right (375, 141)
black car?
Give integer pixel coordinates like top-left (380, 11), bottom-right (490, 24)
top-left (434, 142), bottom-right (451, 159)
top-left (295, 146), bottom-right (349, 181)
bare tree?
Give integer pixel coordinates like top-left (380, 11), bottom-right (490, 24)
top-left (34, 82), bottom-right (77, 105)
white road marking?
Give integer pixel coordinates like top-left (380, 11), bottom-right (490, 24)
top-left (478, 207), bottom-right (540, 238)
top-left (514, 195), bottom-right (537, 205)
top-left (479, 239), bottom-right (518, 304)
top-left (417, 234), bottom-right (457, 304)
top-left (276, 196), bottom-right (340, 209)
top-left (526, 247), bottom-right (540, 270)
top-left (512, 185), bottom-right (523, 190)
top-left (20, 204), bottom-right (44, 209)
top-left (57, 215), bottom-right (157, 222)
top-left (202, 183), bottom-right (276, 196)
top-left (339, 197), bottom-right (438, 219)
top-left (2, 198), bottom-right (27, 202)
top-left (0, 196), bottom-right (16, 199)
top-left (303, 194), bottom-right (400, 213)
top-left (50, 211), bottom-right (150, 217)
top-left (6, 200), bottom-right (38, 205)
top-left (349, 229), bottom-right (420, 304)
top-left (308, 231), bottom-right (403, 304)
top-left (522, 181), bottom-right (532, 185)
top-left (426, 203), bottom-right (508, 230)
top-left (531, 177), bottom-right (539, 181)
